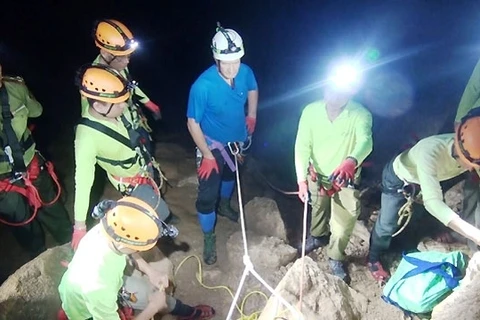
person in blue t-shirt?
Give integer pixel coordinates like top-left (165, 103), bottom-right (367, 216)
top-left (186, 23), bottom-right (259, 265)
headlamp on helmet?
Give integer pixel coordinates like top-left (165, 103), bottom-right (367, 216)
top-left (211, 22), bottom-right (245, 61)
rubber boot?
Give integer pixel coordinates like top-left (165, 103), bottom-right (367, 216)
top-left (203, 231), bottom-right (217, 265)
top-left (217, 198), bottom-right (239, 222)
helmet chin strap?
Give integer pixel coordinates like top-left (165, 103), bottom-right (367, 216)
top-left (93, 103), bottom-right (115, 117)
top-left (100, 52), bottom-right (119, 66)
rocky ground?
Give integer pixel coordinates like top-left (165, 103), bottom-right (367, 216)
top-left (0, 133), bottom-right (476, 320)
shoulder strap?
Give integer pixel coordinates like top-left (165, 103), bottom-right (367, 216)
top-left (0, 83), bottom-right (27, 173)
top-left (77, 117), bottom-right (134, 150)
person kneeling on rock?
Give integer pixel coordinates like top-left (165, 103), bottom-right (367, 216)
top-left (368, 109), bottom-right (480, 283)
top-left (58, 196), bottom-right (215, 320)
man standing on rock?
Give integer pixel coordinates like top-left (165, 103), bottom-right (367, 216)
top-left (58, 196), bottom-right (215, 320)
top-left (368, 113), bottom-right (480, 282)
top-left (0, 64), bottom-right (72, 259)
top-left (71, 64), bottom-right (174, 250)
top-left (187, 23), bottom-right (258, 265)
top-left (295, 60), bottom-right (373, 282)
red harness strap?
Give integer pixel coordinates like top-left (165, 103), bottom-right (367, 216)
top-left (111, 173), bottom-right (159, 195)
top-left (57, 306), bottom-right (134, 320)
top-left (0, 154), bottom-right (62, 227)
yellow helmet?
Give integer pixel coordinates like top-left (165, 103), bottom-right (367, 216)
top-left (455, 107), bottom-right (480, 168)
top-left (93, 19), bottom-right (138, 56)
top-left (101, 196), bottom-right (162, 251)
top-left (78, 64), bottom-right (130, 103)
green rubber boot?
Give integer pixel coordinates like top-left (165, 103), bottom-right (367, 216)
top-left (203, 231), bottom-right (217, 265)
top-left (217, 198), bottom-right (239, 222)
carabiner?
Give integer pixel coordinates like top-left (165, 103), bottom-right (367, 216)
top-left (227, 142), bottom-right (240, 155)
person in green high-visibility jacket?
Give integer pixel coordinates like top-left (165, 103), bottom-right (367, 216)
top-left (453, 57), bottom-right (480, 252)
top-left (294, 60), bottom-right (373, 283)
top-left (82, 19), bottom-right (162, 155)
top-left (0, 65), bottom-right (71, 259)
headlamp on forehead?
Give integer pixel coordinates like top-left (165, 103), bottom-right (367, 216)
top-left (328, 61), bottom-right (362, 92)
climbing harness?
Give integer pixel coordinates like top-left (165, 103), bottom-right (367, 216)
top-left (197, 135), bottom-right (253, 173)
top-left (0, 153), bottom-right (62, 227)
top-left (77, 115), bottom-right (167, 209)
top-left (125, 69), bottom-right (154, 134)
top-left (392, 183), bottom-right (422, 238)
top-left (0, 83), bottom-right (61, 227)
top-left (225, 145), bottom-right (305, 320)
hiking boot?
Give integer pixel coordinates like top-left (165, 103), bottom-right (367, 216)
top-left (298, 235), bottom-right (329, 255)
top-left (329, 259), bottom-right (349, 283)
top-left (217, 198), bottom-right (239, 222)
top-left (368, 261), bottom-right (390, 283)
top-left (203, 231), bottom-right (217, 265)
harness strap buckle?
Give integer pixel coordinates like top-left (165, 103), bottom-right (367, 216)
top-left (9, 171), bottom-right (24, 183)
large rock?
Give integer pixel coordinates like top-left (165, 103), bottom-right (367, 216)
top-left (0, 244), bottom-right (71, 320)
top-left (258, 257), bottom-right (368, 320)
top-left (417, 238), bottom-right (472, 258)
top-left (431, 252), bottom-right (480, 320)
top-left (226, 230), bottom-right (297, 276)
top-left (444, 180), bottom-right (464, 213)
top-left (244, 197), bottom-right (288, 241)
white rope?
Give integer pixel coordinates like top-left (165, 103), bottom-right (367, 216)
top-left (225, 151), bottom-right (305, 320)
top-left (297, 197), bottom-right (309, 312)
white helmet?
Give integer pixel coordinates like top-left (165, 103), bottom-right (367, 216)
top-left (211, 23), bottom-right (245, 61)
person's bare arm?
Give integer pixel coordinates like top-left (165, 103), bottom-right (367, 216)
top-left (187, 118), bottom-right (214, 159)
top-left (247, 90), bottom-right (258, 118)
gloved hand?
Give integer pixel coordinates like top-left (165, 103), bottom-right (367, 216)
top-left (329, 158), bottom-right (357, 188)
top-left (297, 181), bottom-right (308, 202)
top-left (144, 100), bottom-right (162, 120)
top-left (118, 306), bottom-right (134, 320)
top-left (319, 184), bottom-right (340, 197)
top-left (71, 224), bottom-right (87, 251)
top-left (197, 157), bottom-right (219, 180)
top-left (246, 116), bottom-right (256, 134)
top-left (308, 163), bottom-right (318, 182)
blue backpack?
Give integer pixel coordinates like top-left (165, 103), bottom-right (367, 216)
top-left (382, 250), bottom-right (467, 314)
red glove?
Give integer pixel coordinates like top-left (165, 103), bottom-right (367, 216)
top-left (118, 306), bottom-right (134, 320)
top-left (308, 163), bottom-right (318, 182)
top-left (144, 100), bottom-right (162, 120)
top-left (297, 181), bottom-right (308, 202)
top-left (319, 184), bottom-right (340, 197)
top-left (329, 158), bottom-right (357, 188)
top-left (246, 116), bottom-right (256, 134)
top-left (71, 226), bottom-right (87, 251)
top-left (197, 158), bottom-right (219, 180)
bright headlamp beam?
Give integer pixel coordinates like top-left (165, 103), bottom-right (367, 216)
top-left (329, 63), bottom-right (361, 89)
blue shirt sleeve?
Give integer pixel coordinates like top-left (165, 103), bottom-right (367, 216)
top-left (186, 80), bottom-right (207, 123)
top-left (244, 65), bottom-right (258, 91)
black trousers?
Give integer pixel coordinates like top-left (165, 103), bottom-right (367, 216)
top-left (0, 167), bottom-right (72, 258)
top-left (195, 148), bottom-right (235, 214)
